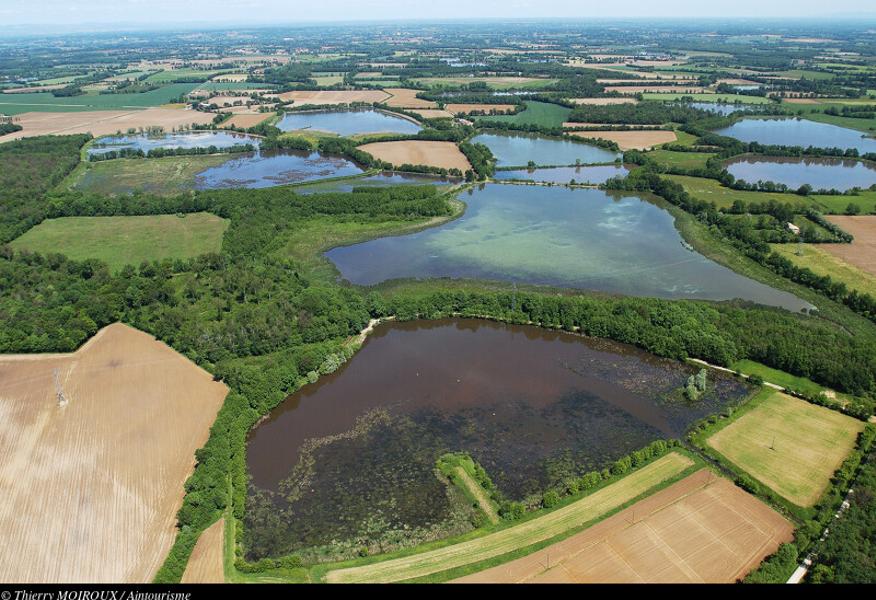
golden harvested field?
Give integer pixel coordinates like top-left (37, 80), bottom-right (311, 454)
top-left (445, 103), bottom-right (516, 115)
top-left (357, 140), bottom-right (471, 172)
top-left (570, 97), bottom-right (638, 105)
top-left (708, 392), bottom-right (865, 507)
top-left (0, 107), bottom-right (215, 142)
top-left (222, 112), bottom-right (272, 129)
top-left (457, 469), bottom-right (793, 583)
top-left (0, 323), bottom-right (227, 582)
top-left (274, 89), bottom-right (391, 106)
top-left (822, 216), bottom-right (876, 277)
top-left (408, 109), bottom-right (454, 119)
top-left (325, 453), bottom-right (693, 583)
top-left (604, 85), bottom-right (709, 95)
top-left (181, 519), bottom-right (225, 584)
top-left (568, 129), bottom-right (677, 150)
top-left (382, 88), bottom-right (437, 109)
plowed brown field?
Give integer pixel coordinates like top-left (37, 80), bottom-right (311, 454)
top-left (0, 323), bottom-right (227, 582)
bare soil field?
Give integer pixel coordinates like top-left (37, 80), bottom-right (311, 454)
top-left (597, 78), bottom-right (697, 84)
top-left (570, 97), bottom-right (639, 105)
top-left (221, 112), bottom-right (272, 129)
top-left (0, 323), bottom-right (227, 582)
top-left (568, 129), bottom-right (677, 150)
top-left (708, 391), bottom-right (864, 507)
top-left (445, 103), bottom-right (516, 115)
top-left (274, 90), bottom-right (391, 106)
top-left (783, 98), bottom-right (822, 104)
top-left (383, 88), bottom-right (437, 109)
top-left (181, 519), bottom-right (225, 584)
top-left (822, 216), bottom-right (876, 277)
top-left (408, 109), bottom-right (454, 119)
top-left (457, 469), bottom-right (792, 583)
top-left (357, 140), bottom-right (471, 171)
top-left (603, 85), bottom-right (709, 95)
top-left (0, 107), bottom-right (215, 142)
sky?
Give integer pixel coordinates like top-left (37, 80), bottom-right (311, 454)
top-left (2, 0), bottom-right (874, 28)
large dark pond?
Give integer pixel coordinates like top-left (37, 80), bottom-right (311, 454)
top-left (277, 108), bottom-right (421, 136)
top-left (194, 149), bottom-right (363, 189)
top-left (325, 184), bottom-right (812, 311)
top-left (472, 131), bottom-right (620, 167)
top-left (88, 131), bottom-right (259, 156)
top-left (245, 318), bottom-right (750, 560)
top-left (725, 155), bottom-right (876, 191)
top-left (715, 117), bottom-right (876, 154)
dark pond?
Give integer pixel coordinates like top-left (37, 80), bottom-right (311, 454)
top-left (294, 171), bottom-right (453, 194)
top-left (493, 164), bottom-right (628, 184)
top-left (725, 155), bottom-right (876, 191)
top-left (245, 318), bottom-right (750, 560)
top-left (277, 108), bottom-right (421, 136)
top-left (194, 149), bottom-right (363, 189)
top-left (88, 130), bottom-right (259, 156)
top-left (326, 184), bottom-right (812, 312)
top-left (472, 131), bottom-right (620, 167)
top-left (715, 117), bottom-right (876, 154)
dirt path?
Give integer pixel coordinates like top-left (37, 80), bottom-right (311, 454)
top-left (455, 467), bottom-right (499, 524)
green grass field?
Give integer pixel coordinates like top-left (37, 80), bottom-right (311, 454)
top-left (0, 83), bottom-right (200, 114)
top-left (648, 149), bottom-right (716, 169)
top-left (642, 92), bottom-right (774, 104)
top-left (666, 174), bottom-right (817, 209)
top-left (707, 391), bottom-right (865, 507)
top-left (769, 243), bottom-right (876, 297)
top-left (324, 452), bottom-right (693, 583)
top-left (10, 213), bottom-right (229, 271)
top-left (477, 101), bottom-right (571, 128)
top-left (72, 155), bottom-right (231, 195)
top-left (730, 359), bottom-right (839, 397)
top-left (145, 69), bottom-right (226, 83)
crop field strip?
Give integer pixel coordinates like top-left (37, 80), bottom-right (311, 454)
top-left (181, 519), bottom-right (226, 583)
top-left (324, 452), bottom-right (693, 583)
top-left (0, 324), bottom-right (227, 582)
top-left (456, 469), bottom-right (794, 583)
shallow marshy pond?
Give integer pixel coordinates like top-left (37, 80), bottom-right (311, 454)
top-left (725, 155), bottom-right (876, 191)
top-left (715, 117), bottom-right (876, 154)
top-left (277, 108), bottom-right (421, 136)
top-left (326, 184), bottom-right (812, 311)
top-left (88, 130), bottom-right (259, 156)
top-left (245, 318), bottom-right (750, 560)
top-left (472, 131), bottom-right (620, 167)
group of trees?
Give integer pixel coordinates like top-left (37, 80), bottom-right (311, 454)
top-left (568, 102), bottom-right (712, 125)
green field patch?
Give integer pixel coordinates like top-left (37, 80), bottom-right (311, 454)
top-left (477, 101), bottom-right (571, 128)
top-left (769, 243), bottom-right (876, 298)
top-left (665, 175), bottom-right (816, 209)
top-left (413, 77), bottom-right (557, 90)
top-left (707, 391), bottom-right (865, 507)
top-left (10, 213), bottom-right (229, 271)
top-left (0, 83), bottom-right (200, 114)
top-left (648, 149), bottom-right (716, 170)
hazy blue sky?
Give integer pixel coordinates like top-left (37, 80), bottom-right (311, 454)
top-left (2, 0), bottom-right (873, 27)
